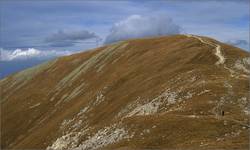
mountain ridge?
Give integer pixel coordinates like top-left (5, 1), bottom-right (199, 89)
top-left (1, 34), bottom-right (249, 150)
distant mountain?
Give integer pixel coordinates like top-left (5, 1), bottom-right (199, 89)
top-left (1, 35), bottom-right (249, 150)
top-left (0, 59), bottom-right (49, 79)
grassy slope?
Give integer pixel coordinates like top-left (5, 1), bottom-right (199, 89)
top-left (1, 35), bottom-right (249, 149)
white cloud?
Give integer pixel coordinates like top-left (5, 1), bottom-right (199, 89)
top-left (0, 48), bottom-right (75, 61)
top-left (104, 15), bottom-right (181, 44)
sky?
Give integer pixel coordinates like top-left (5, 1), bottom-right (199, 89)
top-left (0, 0), bottom-right (249, 78)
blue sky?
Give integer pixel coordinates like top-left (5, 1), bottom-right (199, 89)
top-left (0, 0), bottom-right (249, 78)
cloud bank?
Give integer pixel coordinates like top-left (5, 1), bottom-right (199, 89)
top-left (227, 39), bottom-right (249, 50)
top-left (45, 30), bottom-right (100, 47)
top-left (1, 48), bottom-right (74, 61)
top-left (104, 15), bottom-right (181, 44)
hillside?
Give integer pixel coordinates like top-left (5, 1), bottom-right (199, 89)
top-left (1, 34), bottom-right (249, 150)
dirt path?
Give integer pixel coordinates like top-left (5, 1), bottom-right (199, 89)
top-left (175, 114), bottom-right (250, 128)
top-left (220, 116), bottom-right (250, 128)
top-left (185, 34), bottom-right (225, 65)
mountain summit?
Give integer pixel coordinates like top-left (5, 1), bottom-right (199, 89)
top-left (1, 35), bottom-right (249, 150)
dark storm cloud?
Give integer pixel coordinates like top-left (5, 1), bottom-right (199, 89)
top-left (45, 30), bottom-right (99, 47)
